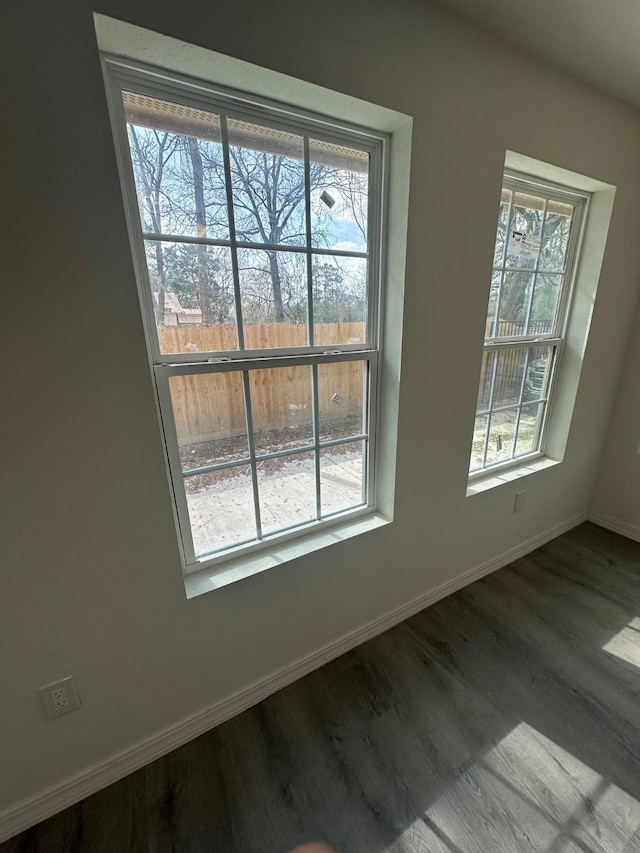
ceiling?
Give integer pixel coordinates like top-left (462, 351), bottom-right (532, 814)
top-left (432, 0), bottom-right (640, 112)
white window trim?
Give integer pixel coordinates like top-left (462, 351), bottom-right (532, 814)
top-left (96, 15), bottom-right (412, 592)
top-left (467, 152), bottom-right (616, 496)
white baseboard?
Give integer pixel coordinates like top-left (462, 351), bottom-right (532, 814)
top-left (0, 510), bottom-right (588, 843)
top-left (588, 511), bottom-right (640, 543)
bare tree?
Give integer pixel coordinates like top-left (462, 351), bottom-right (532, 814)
top-left (186, 137), bottom-right (212, 324)
top-left (228, 147), bottom-right (310, 321)
top-left (128, 126), bottom-right (179, 321)
top-left (494, 204), bottom-right (570, 330)
top-left (127, 119), bottom-right (366, 326)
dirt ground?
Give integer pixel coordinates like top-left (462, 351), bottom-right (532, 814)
top-left (470, 409), bottom-right (539, 470)
top-left (180, 416), bottom-right (362, 490)
top-left (180, 417), bottom-right (365, 558)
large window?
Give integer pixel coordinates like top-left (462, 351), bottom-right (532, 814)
top-left (470, 173), bottom-right (588, 475)
top-left (105, 62), bottom-right (386, 570)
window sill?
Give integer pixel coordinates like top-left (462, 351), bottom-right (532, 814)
top-left (466, 455), bottom-right (559, 497)
top-left (184, 512), bottom-right (390, 598)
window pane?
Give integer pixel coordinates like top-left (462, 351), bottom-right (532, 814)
top-left (539, 202), bottom-right (574, 272)
top-left (238, 249), bottom-right (308, 345)
top-left (146, 242), bottom-right (238, 354)
top-left (310, 140), bottom-right (369, 252)
top-left (486, 271), bottom-right (502, 338)
top-left (476, 350), bottom-right (495, 413)
top-left (313, 256), bottom-right (367, 345)
top-left (249, 365), bottom-right (313, 455)
top-left (493, 189), bottom-right (511, 267)
top-left (186, 469), bottom-right (256, 558)
top-left (506, 192), bottom-right (544, 268)
top-left (470, 414), bottom-right (488, 471)
top-left (123, 92), bottom-right (229, 240)
top-left (168, 372), bottom-right (248, 471)
top-left (528, 274), bottom-right (562, 335)
top-left (522, 346), bottom-right (553, 402)
top-left (515, 403), bottom-right (544, 456)
top-left (318, 360), bottom-right (365, 442)
top-left (496, 271), bottom-right (535, 336)
top-left (485, 410), bottom-right (517, 466)
top-left (258, 451), bottom-right (317, 535)
top-left (228, 119), bottom-right (305, 247)
top-left (492, 348), bottom-right (528, 409)
top-left (320, 441), bottom-right (365, 516)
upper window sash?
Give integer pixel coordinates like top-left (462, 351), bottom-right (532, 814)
top-left (487, 173), bottom-right (588, 345)
top-left (103, 59), bottom-right (386, 366)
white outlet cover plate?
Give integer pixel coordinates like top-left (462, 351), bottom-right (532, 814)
top-left (514, 491), bottom-right (527, 513)
top-left (40, 676), bottom-right (81, 719)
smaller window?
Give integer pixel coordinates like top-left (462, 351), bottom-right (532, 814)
top-left (469, 173), bottom-right (588, 476)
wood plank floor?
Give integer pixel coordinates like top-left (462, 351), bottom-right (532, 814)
top-left (3, 522), bottom-right (640, 852)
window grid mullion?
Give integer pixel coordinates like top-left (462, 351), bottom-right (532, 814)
top-left (182, 432), bottom-right (370, 479)
top-left (476, 397), bottom-right (549, 420)
top-left (496, 189), bottom-right (514, 270)
top-left (481, 350), bottom-right (500, 468)
top-left (362, 359), bottom-right (372, 504)
top-left (489, 189), bottom-right (515, 338)
top-left (305, 138), bottom-right (322, 521)
top-left (522, 197), bottom-right (548, 336)
top-left (241, 370), bottom-right (263, 540)
top-left (220, 114), bottom-right (246, 350)
top-left (364, 151), bottom-right (377, 350)
top-left (140, 231), bottom-right (368, 259)
top-left (303, 137), bottom-right (315, 348)
top-left (312, 364), bottom-right (322, 521)
top-left (493, 264), bottom-right (565, 276)
top-left (510, 347), bottom-right (532, 460)
top-left (531, 343), bottom-right (559, 450)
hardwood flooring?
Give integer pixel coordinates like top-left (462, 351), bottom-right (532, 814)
top-left (3, 522), bottom-right (640, 852)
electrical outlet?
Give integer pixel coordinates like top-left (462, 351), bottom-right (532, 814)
top-left (514, 491), bottom-right (527, 513)
top-left (40, 676), bottom-right (81, 719)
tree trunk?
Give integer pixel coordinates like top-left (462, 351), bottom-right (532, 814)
top-left (153, 242), bottom-right (165, 320)
top-left (266, 250), bottom-right (285, 322)
top-left (187, 137), bottom-right (212, 325)
top-left (499, 269), bottom-right (532, 325)
top-left (130, 126), bottom-right (167, 323)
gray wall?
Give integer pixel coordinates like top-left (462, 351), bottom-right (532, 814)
top-left (592, 299), bottom-right (640, 536)
top-left (2, 0), bottom-right (640, 826)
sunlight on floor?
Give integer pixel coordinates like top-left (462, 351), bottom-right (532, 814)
top-left (603, 617), bottom-right (640, 668)
top-left (390, 722), bottom-right (640, 853)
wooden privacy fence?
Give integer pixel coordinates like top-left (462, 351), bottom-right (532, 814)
top-left (159, 323), bottom-right (365, 446)
top-left (159, 319), bottom-right (553, 445)
top-left (478, 320), bottom-right (552, 410)
top-left (158, 322), bottom-right (365, 353)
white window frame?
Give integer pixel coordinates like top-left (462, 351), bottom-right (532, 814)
top-left (102, 57), bottom-right (389, 574)
top-left (469, 171), bottom-right (590, 479)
